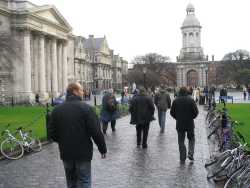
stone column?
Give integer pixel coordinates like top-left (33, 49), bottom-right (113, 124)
top-left (38, 34), bottom-right (46, 97)
top-left (57, 42), bottom-right (62, 93)
top-left (199, 65), bottom-right (204, 87)
top-left (23, 30), bottom-right (32, 98)
top-left (46, 39), bottom-right (51, 94)
top-left (62, 41), bottom-right (68, 92)
top-left (32, 35), bottom-right (39, 93)
top-left (183, 68), bottom-right (187, 86)
top-left (51, 38), bottom-right (58, 96)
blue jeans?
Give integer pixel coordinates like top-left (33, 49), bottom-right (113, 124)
top-left (158, 110), bottom-right (167, 132)
top-left (63, 160), bottom-right (91, 188)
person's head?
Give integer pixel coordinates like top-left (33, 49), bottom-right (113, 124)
top-left (178, 86), bottom-right (188, 96)
top-left (138, 86), bottom-right (146, 96)
top-left (66, 83), bottom-right (84, 98)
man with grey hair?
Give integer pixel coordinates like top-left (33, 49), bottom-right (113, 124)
top-left (49, 82), bottom-right (107, 188)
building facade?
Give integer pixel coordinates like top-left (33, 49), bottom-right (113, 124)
top-left (176, 3), bottom-right (210, 87)
top-left (0, 0), bottom-right (128, 103)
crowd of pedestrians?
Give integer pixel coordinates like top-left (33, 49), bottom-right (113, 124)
top-left (47, 82), bottom-right (202, 188)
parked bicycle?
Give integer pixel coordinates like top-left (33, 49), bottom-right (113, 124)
top-left (1, 124), bottom-right (42, 160)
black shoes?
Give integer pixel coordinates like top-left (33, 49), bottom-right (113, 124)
top-left (188, 155), bottom-right (194, 163)
top-left (142, 144), bottom-right (147, 149)
top-left (180, 160), bottom-right (186, 165)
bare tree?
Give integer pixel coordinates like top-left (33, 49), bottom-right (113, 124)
top-left (131, 53), bottom-right (170, 65)
top-left (222, 49), bottom-right (250, 61)
top-left (128, 53), bottom-right (176, 89)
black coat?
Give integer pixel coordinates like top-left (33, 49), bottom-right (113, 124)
top-left (170, 96), bottom-right (199, 131)
top-left (129, 94), bottom-right (155, 125)
top-left (48, 95), bottom-right (107, 161)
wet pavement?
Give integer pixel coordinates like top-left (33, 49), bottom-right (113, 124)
top-left (0, 106), bottom-right (221, 188)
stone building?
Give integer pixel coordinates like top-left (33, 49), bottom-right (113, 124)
top-left (176, 3), bottom-right (210, 87)
top-left (111, 52), bottom-right (122, 90)
top-left (0, 0), bottom-right (128, 103)
top-left (83, 35), bottom-right (113, 90)
top-left (0, 0), bottom-right (72, 103)
top-left (121, 57), bottom-right (128, 87)
top-left (73, 36), bottom-right (93, 91)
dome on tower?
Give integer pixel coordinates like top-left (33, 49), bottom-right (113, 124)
top-left (182, 3), bottom-right (201, 28)
top-left (186, 3), bottom-right (195, 12)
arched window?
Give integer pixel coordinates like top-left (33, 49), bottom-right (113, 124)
top-left (184, 33), bottom-right (187, 37)
top-left (189, 32), bottom-right (193, 37)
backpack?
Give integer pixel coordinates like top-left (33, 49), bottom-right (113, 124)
top-left (157, 93), bottom-right (171, 111)
top-left (107, 96), bottom-right (117, 112)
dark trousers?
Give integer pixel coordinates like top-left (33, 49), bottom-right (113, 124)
top-left (63, 160), bottom-right (91, 188)
top-left (177, 129), bottom-right (195, 161)
top-left (102, 120), bottom-right (116, 132)
top-left (136, 123), bottom-right (150, 146)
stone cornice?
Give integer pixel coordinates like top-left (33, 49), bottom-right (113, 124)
top-left (0, 7), bottom-right (11, 16)
top-left (29, 13), bottom-right (71, 33)
top-left (181, 25), bottom-right (202, 30)
top-left (11, 14), bottom-right (70, 40)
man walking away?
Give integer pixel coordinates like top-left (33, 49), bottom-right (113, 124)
top-left (100, 89), bottom-right (119, 134)
top-left (154, 85), bottom-right (171, 133)
top-left (170, 87), bottom-right (198, 164)
top-left (49, 83), bottom-right (107, 188)
top-left (129, 87), bottom-right (155, 148)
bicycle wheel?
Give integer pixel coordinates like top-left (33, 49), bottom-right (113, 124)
top-left (205, 150), bottom-right (231, 168)
top-left (207, 155), bottom-right (233, 179)
top-left (0, 138), bottom-right (24, 160)
top-left (26, 136), bottom-right (42, 152)
top-left (207, 121), bottom-right (221, 139)
top-left (224, 167), bottom-right (244, 188)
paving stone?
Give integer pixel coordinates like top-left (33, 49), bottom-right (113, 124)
top-left (0, 106), bottom-right (221, 188)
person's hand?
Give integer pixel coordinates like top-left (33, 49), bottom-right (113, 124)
top-left (101, 153), bottom-right (106, 159)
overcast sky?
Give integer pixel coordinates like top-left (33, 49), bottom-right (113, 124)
top-left (32, 0), bottom-right (250, 65)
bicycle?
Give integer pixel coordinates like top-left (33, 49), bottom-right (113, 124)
top-left (224, 157), bottom-right (250, 188)
top-left (0, 125), bottom-right (24, 160)
top-left (206, 142), bottom-right (248, 180)
top-left (1, 125), bottom-right (42, 160)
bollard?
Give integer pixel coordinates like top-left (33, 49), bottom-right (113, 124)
top-left (94, 96), bottom-right (97, 106)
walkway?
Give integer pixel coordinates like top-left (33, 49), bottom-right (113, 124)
top-left (0, 107), bottom-right (220, 188)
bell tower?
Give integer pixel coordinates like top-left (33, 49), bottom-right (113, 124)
top-left (176, 3), bottom-right (209, 88)
top-left (178, 3), bottom-right (205, 62)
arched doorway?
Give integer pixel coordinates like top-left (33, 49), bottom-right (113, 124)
top-left (187, 70), bottom-right (198, 87)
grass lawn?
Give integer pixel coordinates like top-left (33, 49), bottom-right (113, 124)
top-left (218, 103), bottom-right (250, 145)
top-left (0, 106), bottom-right (47, 143)
top-left (0, 104), bottom-right (129, 143)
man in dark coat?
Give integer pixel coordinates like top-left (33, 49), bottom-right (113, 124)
top-left (154, 84), bottom-right (171, 133)
top-left (170, 87), bottom-right (199, 164)
top-left (100, 89), bottom-right (119, 134)
top-left (129, 87), bottom-right (155, 148)
top-left (48, 83), bottom-right (107, 188)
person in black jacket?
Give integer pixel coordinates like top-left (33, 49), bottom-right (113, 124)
top-left (129, 87), bottom-right (155, 148)
top-left (48, 82), bottom-right (107, 188)
top-left (170, 87), bottom-right (198, 164)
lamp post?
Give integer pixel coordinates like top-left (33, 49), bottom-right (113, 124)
top-left (143, 66), bottom-right (147, 89)
top-left (205, 66), bottom-right (208, 87)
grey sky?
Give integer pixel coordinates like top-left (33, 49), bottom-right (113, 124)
top-left (32, 0), bottom-right (250, 64)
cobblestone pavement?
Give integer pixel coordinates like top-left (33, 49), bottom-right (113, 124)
top-left (0, 106), bottom-right (221, 188)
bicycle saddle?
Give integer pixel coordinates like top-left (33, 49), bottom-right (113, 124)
top-left (16, 127), bottom-right (23, 130)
